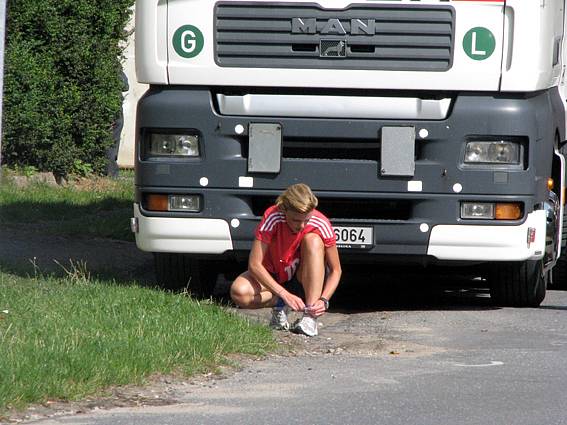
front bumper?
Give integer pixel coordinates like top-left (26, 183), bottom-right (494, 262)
top-left (133, 204), bottom-right (546, 262)
top-left (427, 210), bottom-right (546, 261)
top-left (133, 204), bottom-right (233, 254)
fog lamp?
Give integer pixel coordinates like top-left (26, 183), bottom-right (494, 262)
top-left (460, 202), bottom-right (523, 220)
top-left (169, 195), bottom-right (201, 212)
top-left (461, 202), bottom-right (494, 219)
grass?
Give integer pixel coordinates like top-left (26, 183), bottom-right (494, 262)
top-left (0, 169), bottom-right (135, 240)
top-left (0, 268), bottom-right (275, 414)
top-left (0, 169), bottom-right (277, 417)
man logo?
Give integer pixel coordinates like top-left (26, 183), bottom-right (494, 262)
top-left (292, 18), bottom-right (377, 35)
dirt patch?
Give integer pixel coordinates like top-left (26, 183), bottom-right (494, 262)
top-left (235, 307), bottom-right (443, 359)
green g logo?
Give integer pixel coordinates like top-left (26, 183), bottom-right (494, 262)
top-left (173, 25), bottom-right (204, 58)
top-left (463, 27), bottom-right (495, 61)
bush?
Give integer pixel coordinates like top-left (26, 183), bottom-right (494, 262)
top-left (2, 0), bottom-right (134, 176)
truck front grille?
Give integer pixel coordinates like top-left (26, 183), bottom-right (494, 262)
top-left (250, 196), bottom-right (412, 221)
top-left (215, 1), bottom-right (454, 71)
top-left (240, 137), bottom-right (380, 161)
top-left (239, 136), bottom-right (424, 162)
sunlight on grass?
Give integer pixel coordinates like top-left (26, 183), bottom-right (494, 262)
top-left (0, 171), bottom-right (135, 240)
top-left (0, 270), bottom-right (275, 413)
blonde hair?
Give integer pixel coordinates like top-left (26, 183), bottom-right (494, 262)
top-left (276, 183), bottom-right (318, 214)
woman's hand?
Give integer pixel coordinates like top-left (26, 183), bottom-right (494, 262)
top-left (305, 299), bottom-right (326, 317)
top-left (280, 291), bottom-right (305, 312)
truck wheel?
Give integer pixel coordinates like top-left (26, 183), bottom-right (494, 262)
top-left (153, 253), bottom-right (217, 298)
top-left (489, 260), bottom-right (546, 307)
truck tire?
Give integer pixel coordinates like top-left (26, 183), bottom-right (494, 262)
top-left (489, 260), bottom-right (546, 307)
top-left (153, 253), bottom-right (217, 298)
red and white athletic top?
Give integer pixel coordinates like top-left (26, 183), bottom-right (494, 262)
top-left (255, 205), bottom-right (336, 283)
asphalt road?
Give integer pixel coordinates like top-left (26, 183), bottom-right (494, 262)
top-left (30, 281), bottom-right (567, 425)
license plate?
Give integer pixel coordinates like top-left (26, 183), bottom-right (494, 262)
top-left (333, 226), bottom-right (373, 249)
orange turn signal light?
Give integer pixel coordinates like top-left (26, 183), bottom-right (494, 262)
top-left (146, 194), bottom-right (168, 212)
top-left (547, 178), bottom-right (554, 191)
top-left (495, 203), bottom-right (522, 220)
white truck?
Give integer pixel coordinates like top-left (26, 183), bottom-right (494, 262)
top-left (132, 0), bottom-right (566, 306)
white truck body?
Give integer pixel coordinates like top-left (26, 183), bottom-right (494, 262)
top-left (137, 0), bottom-right (564, 92)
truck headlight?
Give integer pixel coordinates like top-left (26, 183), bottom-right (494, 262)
top-left (464, 140), bottom-right (520, 165)
top-left (148, 133), bottom-right (200, 157)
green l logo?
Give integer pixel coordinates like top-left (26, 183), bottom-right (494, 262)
top-left (463, 27), bottom-right (495, 61)
top-left (173, 25), bottom-right (204, 58)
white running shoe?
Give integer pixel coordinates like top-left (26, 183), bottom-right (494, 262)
top-left (292, 314), bottom-right (318, 337)
top-left (270, 307), bottom-right (290, 331)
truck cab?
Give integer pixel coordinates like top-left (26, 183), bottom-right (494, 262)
top-left (132, 0), bottom-right (567, 305)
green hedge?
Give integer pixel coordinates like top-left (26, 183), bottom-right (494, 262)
top-left (2, 0), bottom-right (135, 176)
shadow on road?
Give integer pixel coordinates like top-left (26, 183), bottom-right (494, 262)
top-left (213, 263), bottom-right (498, 313)
top-left (538, 305), bottom-right (567, 311)
top-left (329, 264), bottom-right (497, 312)
top-left (0, 225), bottom-right (156, 286)
top-left (0, 224), bottom-right (498, 312)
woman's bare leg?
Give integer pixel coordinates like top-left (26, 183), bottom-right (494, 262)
top-left (296, 233), bottom-right (325, 307)
top-left (230, 271), bottom-right (277, 308)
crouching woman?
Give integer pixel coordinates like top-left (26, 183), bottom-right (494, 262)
top-left (230, 183), bottom-right (342, 337)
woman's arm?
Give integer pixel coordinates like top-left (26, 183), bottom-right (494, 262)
top-left (321, 245), bottom-right (342, 301)
top-left (308, 245), bottom-right (342, 317)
